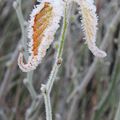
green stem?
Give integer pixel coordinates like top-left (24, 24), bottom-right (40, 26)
top-left (58, 5), bottom-right (67, 58)
top-left (46, 3), bottom-right (68, 93)
top-left (41, 3), bottom-right (69, 120)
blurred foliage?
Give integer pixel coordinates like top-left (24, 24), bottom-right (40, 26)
top-left (0, 0), bottom-right (120, 120)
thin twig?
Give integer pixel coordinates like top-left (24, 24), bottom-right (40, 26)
top-left (0, 53), bottom-right (12, 62)
top-left (0, 42), bottom-right (20, 98)
top-left (41, 3), bottom-right (68, 120)
top-left (13, 0), bottom-right (37, 100)
top-left (25, 95), bottom-right (43, 120)
top-left (13, 1), bottom-right (39, 119)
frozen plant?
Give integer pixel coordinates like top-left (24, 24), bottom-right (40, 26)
top-left (18, 0), bottom-right (106, 72)
top-left (16, 0), bottom-right (107, 120)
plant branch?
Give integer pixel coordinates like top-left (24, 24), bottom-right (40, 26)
top-left (41, 3), bottom-right (68, 120)
top-left (46, 7), bottom-right (67, 93)
top-left (13, 0), bottom-right (37, 100)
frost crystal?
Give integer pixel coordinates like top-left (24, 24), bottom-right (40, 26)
top-left (18, 0), bottom-right (64, 72)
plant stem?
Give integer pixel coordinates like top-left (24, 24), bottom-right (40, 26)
top-left (44, 93), bottom-right (52, 120)
top-left (13, 0), bottom-right (37, 100)
top-left (13, 0), bottom-right (27, 54)
top-left (46, 2), bottom-right (68, 94)
top-left (58, 6), bottom-right (67, 58)
top-left (41, 3), bottom-right (68, 120)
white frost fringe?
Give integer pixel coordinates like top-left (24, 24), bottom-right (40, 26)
top-left (73, 0), bottom-right (107, 57)
top-left (18, 0), bottom-right (64, 72)
top-left (18, 0), bottom-right (107, 72)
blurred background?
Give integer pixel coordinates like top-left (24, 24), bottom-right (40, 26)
top-left (0, 0), bottom-right (120, 120)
